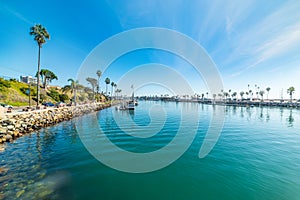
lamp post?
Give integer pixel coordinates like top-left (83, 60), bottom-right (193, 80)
top-left (26, 85), bottom-right (31, 107)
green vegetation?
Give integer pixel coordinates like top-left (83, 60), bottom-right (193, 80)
top-left (47, 89), bottom-right (64, 102)
top-left (1, 24), bottom-right (118, 107)
top-left (37, 69), bottom-right (58, 88)
top-left (0, 78), bottom-right (11, 91)
top-left (0, 78), bottom-right (34, 106)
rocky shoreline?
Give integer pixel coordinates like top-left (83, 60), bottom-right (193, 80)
top-left (0, 103), bottom-right (111, 144)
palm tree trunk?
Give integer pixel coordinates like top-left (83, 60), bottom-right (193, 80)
top-left (36, 45), bottom-right (41, 107)
top-left (43, 77), bottom-right (47, 88)
top-left (74, 88), bottom-right (77, 106)
top-left (97, 77), bottom-right (100, 94)
top-left (111, 87), bottom-right (113, 99)
top-left (93, 86), bottom-right (95, 101)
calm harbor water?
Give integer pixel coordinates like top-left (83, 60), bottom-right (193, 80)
top-left (1, 101), bottom-right (300, 199)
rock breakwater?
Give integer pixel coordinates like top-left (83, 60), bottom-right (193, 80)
top-left (0, 103), bottom-right (110, 144)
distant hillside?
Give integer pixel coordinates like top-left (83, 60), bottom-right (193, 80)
top-left (0, 78), bottom-right (106, 106)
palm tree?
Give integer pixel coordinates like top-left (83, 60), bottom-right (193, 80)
top-left (96, 70), bottom-right (102, 94)
top-left (62, 85), bottom-right (72, 94)
top-left (287, 87), bottom-right (295, 101)
top-left (38, 69), bottom-right (57, 88)
top-left (206, 92), bottom-right (209, 99)
top-left (240, 91), bottom-right (245, 100)
top-left (232, 92), bottom-right (237, 100)
top-left (113, 83), bottom-right (117, 99)
top-left (201, 93), bottom-right (204, 101)
top-left (86, 77), bottom-right (97, 100)
top-left (259, 90), bottom-right (265, 101)
top-left (110, 81), bottom-right (115, 99)
top-left (213, 94), bottom-right (216, 102)
top-left (30, 24), bottom-right (50, 106)
top-left (223, 92), bottom-right (229, 102)
top-left (68, 79), bottom-right (79, 106)
top-left (115, 89), bottom-right (122, 100)
top-left (218, 93), bottom-right (223, 100)
top-left (266, 87), bottom-right (271, 100)
top-left (105, 77), bottom-right (110, 95)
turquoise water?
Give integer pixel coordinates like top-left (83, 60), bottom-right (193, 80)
top-left (1, 101), bottom-right (300, 199)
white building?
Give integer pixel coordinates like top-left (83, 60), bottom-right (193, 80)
top-left (20, 76), bottom-right (37, 84)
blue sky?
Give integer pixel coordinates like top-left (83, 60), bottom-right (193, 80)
top-left (1, 0), bottom-right (300, 98)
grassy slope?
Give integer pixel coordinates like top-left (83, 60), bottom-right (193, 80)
top-left (0, 79), bottom-right (107, 107)
top-left (0, 79), bottom-right (30, 106)
top-left (0, 79), bottom-right (64, 106)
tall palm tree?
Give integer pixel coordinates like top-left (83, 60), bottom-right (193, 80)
top-left (110, 81), bottom-right (115, 99)
top-left (259, 90), bottom-right (265, 101)
top-left (86, 77), bottom-right (97, 100)
top-left (115, 89), bottom-right (122, 100)
top-left (218, 93), bottom-right (223, 100)
top-left (232, 92), bottom-right (237, 100)
top-left (240, 91), bottom-right (244, 100)
top-left (96, 70), bottom-right (102, 94)
top-left (287, 87), bottom-right (295, 101)
top-left (68, 79), bottom-right (78, 106)
top-left (223, 92), bottom-right (229, 102)
top-left (30, 24), bottom-right (50, 106)
top-left (201, 93), bottom-right (205, 100)
top-left (113, 83), bottom-right (117, 99)
top-left (266, 87), bottom-right (271, 100)
top-left (213, 94), bottom-right (216, 102)
top-left (105, 77), bottom-right (110, 95)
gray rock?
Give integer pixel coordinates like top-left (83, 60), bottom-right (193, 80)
top-left (6, 125), bottom-right (15, 130)
top-left (0, 127), bottom-right (6, 134)
top-left (5, 135), bottom-right (12, 140)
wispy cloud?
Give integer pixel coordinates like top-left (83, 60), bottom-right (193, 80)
top-left (223, 0), bottom-right (300, 77)
top-left (3, 5), bottom-right (33, 25)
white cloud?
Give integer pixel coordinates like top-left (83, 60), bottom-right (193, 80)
top-left (226, 0), bottom-right (300, 75)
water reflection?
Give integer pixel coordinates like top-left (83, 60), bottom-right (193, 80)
top-left (221, 105), bottom-right (298, 128)
top-left (287, 109), bottom-right (294, 127)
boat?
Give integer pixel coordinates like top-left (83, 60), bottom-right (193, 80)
top-left (116, 101), bottom-right (135, 110)
top-left (128, 101), bottom-right (135, 110)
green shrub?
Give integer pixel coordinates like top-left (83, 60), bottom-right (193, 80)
top-left (78, 95), bottom-right (85, 101)
top-left (47, 89), bottom-right (60, 102)
top-left (0, 78), bottom-right (11, 91)
top-left (59, 94), bottom-right (69, 102)
top-left (20, 87), bottom-right (36, 96)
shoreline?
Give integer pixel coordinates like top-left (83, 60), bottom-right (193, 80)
top-left (147, 98), bottom-right (300, 108)
top-left (0, 102), bottom-right (114, 144)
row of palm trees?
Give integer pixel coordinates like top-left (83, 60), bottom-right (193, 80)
top-left (204, 85), bottom-right (296, 102)
top-left (87, 71), bottom-right (119, 98)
